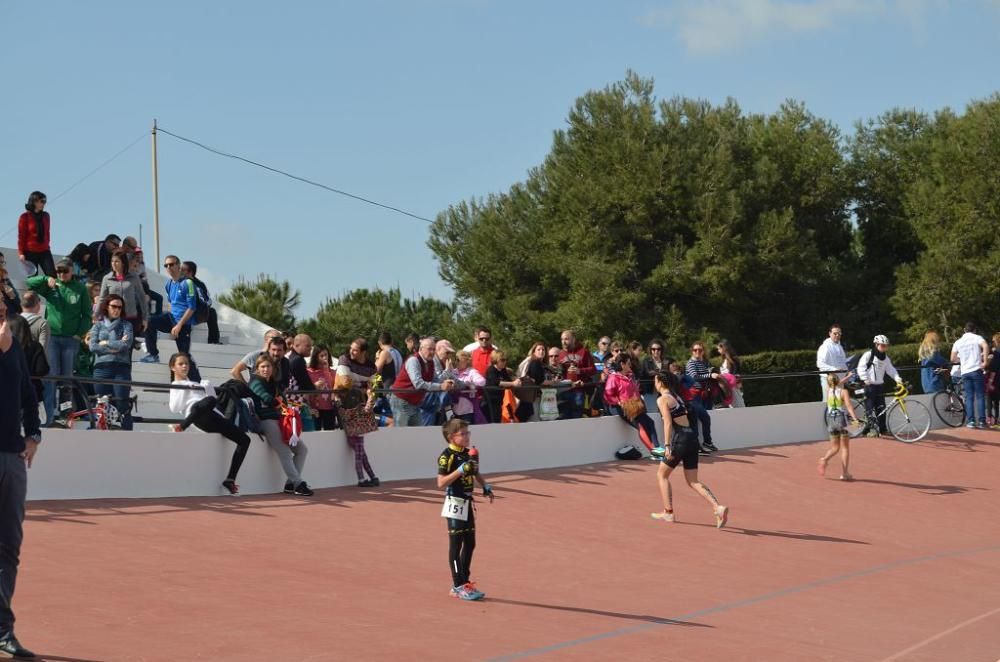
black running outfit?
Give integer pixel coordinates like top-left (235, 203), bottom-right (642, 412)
top-left (438, 444), bottom-right (477, 587)
top-left (664, 397), bottom-right (700, 470)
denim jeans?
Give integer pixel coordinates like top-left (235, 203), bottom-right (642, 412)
top-left (687, 398), bottom-right (713, 445)
top-left (43, 335), bottom-right (79, 424)
top-left (962, 370), bottom-right (987, 424)
top-left (144, 314), bottom-right (200, 381)
top-left (390, 395), bottom-right (422, 427)
top-left (93, 362), bottom-right (133, 430)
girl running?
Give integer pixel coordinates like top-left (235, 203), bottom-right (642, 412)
top-left (818, 372), bottom-right (858, 481)
top-left (168, 352), bottom-right (252, 495)
top-left (650, 370), bottom-right (728, 528)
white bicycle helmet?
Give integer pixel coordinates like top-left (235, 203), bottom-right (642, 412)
top-left (873, 334), bottom-right (890, 345)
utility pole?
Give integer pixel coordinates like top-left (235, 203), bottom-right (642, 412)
top-left (151, 119), bottom-right (161, 271)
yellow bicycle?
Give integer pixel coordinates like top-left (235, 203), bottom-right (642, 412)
top-left (857, 382), bottom-right (931, 443)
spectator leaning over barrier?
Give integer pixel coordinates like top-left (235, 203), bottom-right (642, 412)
top-left (683, 344), bottom-right (719, 454)
top-left (27, 258), bottom-right (91, 426)
top-left (181, 261), bottom-right (221, 345)
top-left (859, 335), bottom-right (900, 436)
top-left (68, 242), bottom-right (97, 283)
top-left (339, 337), bottom-right (376, 391)
top-left (231, 329), bottom-right (281, 383)
top-left (918, 330), bottom-right (950, 394)
top-left (98, 249), bottom-right (148, 337)
top-left (484, 350), bottom-right (521, 423)
top-left (19, 291), bottom-right (49, 353)
top-left (307, 345), bottom-right (337, 431)
top-left (17, 190), bottom-right (55, 278)
top-left (248, 354), bottom-right (313, 497)
top-left (593, 336), bottom-right (612, 376)
top-left (0, 302), bottom-right (42, 660)
top-left (469, 326), bottom-right (496, 376)
top-left (556, 330), bottom-right (596, 419)
top-left (950, 322), bottom-right (990, 429)
top-left (87, 233), bottom-right (121, 281)
top-left (716, 339), bottom-right (745, 408)
top-left (140, 255), bottom-right (201, 382)
top-left (89, 294), bottom-right (135, 430)
top-left (817, 323), bottom-right (848, 400)
top-left (391, 337), bottom-right (456, 427)
top-left (453, 350), bottom-right (486, 424)
top-left (287, 334), bottom-right (317, 432)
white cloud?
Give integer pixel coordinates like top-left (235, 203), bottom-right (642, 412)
top-left (642, 0), bottom-right (949, 56)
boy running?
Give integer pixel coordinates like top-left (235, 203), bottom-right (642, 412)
top-left (437, 419), bottom-right (494, 600)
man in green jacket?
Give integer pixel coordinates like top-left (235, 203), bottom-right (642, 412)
top-left (26, 258), bottom-right (91, 425)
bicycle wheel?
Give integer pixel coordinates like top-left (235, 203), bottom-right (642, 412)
top-left (932, 390), bottom-right (965, 427)
top-left (887, 399), bottom-right (931, 443)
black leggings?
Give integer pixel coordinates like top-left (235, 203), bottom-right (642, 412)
top-left (864, 384), bottom-right (888, 434)
top-left (182, 397), bottom-right (251, 481)
top-left (314, 409), bottom-right (337, 430)
top-left (447, 508), bottom-right (476, 587)
top-left (617, 410), bottom-right (659, 450)
top-left (23, 249), bottom-right (55, 278)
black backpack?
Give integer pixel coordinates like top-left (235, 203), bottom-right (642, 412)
top-left (215, 379), bottom-right (257, 427)
top-left (188, 278), bottom-right (211, 325)
top-left (615, 444), bottom-right (643, 461)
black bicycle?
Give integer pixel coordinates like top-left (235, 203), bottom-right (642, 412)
top-left (931, 370), bottom-right (965, 428)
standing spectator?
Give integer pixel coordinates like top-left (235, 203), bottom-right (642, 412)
top-left (0, 303), bottom-right (41, 659)
top-left (333, 374), bottom-right (380, 487)
top-left (452, 350), bottom-right (486, 424)
top-left (469, 326), bottom-right (496, 376)
top-left (556, 330), bottom-right (596, 419)
top-left (287, 334), bottom-right (317, 431)
top-left (641, 338), bottom-right (667, 412)
top-left (26, 258), bottom-right (91, 425)
top-left (859, 335), bottom-right (901, 436)
top-left (88, 294), bottom-right (134, 430)
top-left (391, 337), bottom-right (456, 426)
top-left (17, 191), bottom-right (55, 278)
top-left (0, 265), bottom-right (19, 317)
top-left (248, 354), bottom-right (313, 496)
top-left (816, 324), bottom-right (848, 400)
top-left (338, 337), bottom-right (376, 390)
top-left (917, 330), bottom-right (950, 394)
top-left (950, 323), bottom-right (990, 429)
top-left (307, 345), bottom-right (337, 431)
top-left (180, 261), bottom-right (221, 344)
top-left (592, 336), bottom-right (612, 375)
top-left (684, 343), bottom-right (719, 453)
top-left (7, 315), bottom-right (46, 406)
top-left (130, 249), bottom-right (161, 316)
top-left (67, 243), bottom-right (97, 283)
top-left (987, 333), bottom-right (1000, 427)
top-left (716, 339), bottom-right (745, 408)
top-left (230, 329), bottom-right (281, 383)
top-left (140, 255), bottom-right (201, 382)
top-left (515, 342), bottom-right (552, 421)
top-left (484, 351), bottom-right (521, 423)
top-left (98, 250), bottom-right (148, 337)
top-left (404, 332), bottom-right (420, 355)
top-left (19, 291), bottom-right (50, 353)
top-left (374, 331), bottom-right (403, 389)
top-left (87, 234), bottom-right (122, 280)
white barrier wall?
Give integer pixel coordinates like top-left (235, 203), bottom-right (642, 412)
top-left (26, 394), bottom-right (941, 501)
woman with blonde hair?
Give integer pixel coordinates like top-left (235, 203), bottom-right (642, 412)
top-left (818, 372), bottom-right (859, 480)
top-left (918, 330), bottom-right (949, 394)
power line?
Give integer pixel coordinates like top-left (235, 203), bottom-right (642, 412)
top-left (155, 127), bottom-right (436, 225)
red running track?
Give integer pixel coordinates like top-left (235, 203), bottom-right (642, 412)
top-left (16, 428), bottom-right (1000, 661)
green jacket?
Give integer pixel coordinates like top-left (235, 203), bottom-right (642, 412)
top-left (26, 275), bottom-right (92, 338)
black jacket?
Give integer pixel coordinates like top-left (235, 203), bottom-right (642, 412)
top-left (0, 339), bottom-right (41, 453)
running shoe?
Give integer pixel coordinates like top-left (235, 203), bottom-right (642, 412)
top-left (966, 421), bottom-right (977, 429)
top-left (650, 446), bottom-right (666, 458)
top-left (222, 479), bottom-right (239, 496)
top-left (715, 505), bottom-right (729, 529)
top-left (650, 511), bottom-right (675, 523)
top-left (283, 481), bottom-right (296, 494)
top-left (357, 479), bottom-right (374, 487)
top-left (703, 443), bottom-right (719, 453)
top-left (294, 481), bottom-right (315, 496)
top-left (370, 477), bottom-right (380, 487)
top-left (450, 585), bottom-right (480, 601)
top-left (464, 581), bottom-right (486, 599)
top-left (139, 354), bottom-right (160, 364)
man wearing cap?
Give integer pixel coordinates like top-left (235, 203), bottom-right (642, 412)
top-left (26, 258), bottom-right (91, 426)
top-left (0, 303), bottom-right (41, 659)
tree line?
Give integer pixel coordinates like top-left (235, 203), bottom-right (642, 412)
top-left (221, 72), bottom-right (1000, 359)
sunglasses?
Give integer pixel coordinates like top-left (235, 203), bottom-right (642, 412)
top-left (108, 304), bottom-right (123, 309)
top-left (478, 336), bottom-right (491, 342)
top-left (599, 341), bottom-right (609, 346)
top-left (164, 262), bottom-right (178, 268)
top-left (692, 348), bottom-right (705, 353)
top-left (55, 268), bottom-right (70, 274)
top-left (650, 347), bottom-right (662, 351)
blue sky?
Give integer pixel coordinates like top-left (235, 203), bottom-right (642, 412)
top-left (3, 0), bottom-right (999, 317)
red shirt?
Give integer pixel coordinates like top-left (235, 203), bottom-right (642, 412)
top-left (471, 345), bottom-right (494, 376)
top-left (557, 345), bottom-right (596, 382)
top-left (17, 211), bottom-right (50, 254)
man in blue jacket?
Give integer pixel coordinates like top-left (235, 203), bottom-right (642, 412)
top-left (0, 303), bottom-right (41, 659)
top-left (140, 255), bottom-right (201, 380)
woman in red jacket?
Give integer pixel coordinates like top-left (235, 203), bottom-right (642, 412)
top-left (17, 191), bottom-right (55, 278)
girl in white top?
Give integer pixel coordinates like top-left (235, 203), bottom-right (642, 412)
top-left (858, 335), bottom-right (900, 436)
top-left (168, 352), bottom-right (252, 495)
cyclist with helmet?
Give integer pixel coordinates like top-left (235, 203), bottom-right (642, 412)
top-left (858, 335), bottom-right (900, 436)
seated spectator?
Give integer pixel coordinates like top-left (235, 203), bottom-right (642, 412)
top-left (88, 294), bottom-right (134, 430)
top-left (168, 352), bottom-right (251, 495)
top-left (88, 234), bottom-right (122, 280)
top-left (140, 255), bottom-right (201, 382)
top-left (484, 350), bottom-right (521, 423)
top-left (248, 354), bottom-right (313, 496)
top-left (68, 242), bottom-right (97, 282)
top-left (287, 333), bottom-right (317, 431)
top-left (716, 339), bottom-right (744, 407)
top-left (231, 329), bottom-right (281, 383)
top-left (604, 354), bottom-right (660, 452)
top-left (452, 350), bottom-right (486, 423)
top-left (98, 250), bottom-right (148, 336)
top-left (180, 261), bottom-right (221, 344)
top-left (129, 249), bottom-right (162, 316)
top-left (307, 344), bottom-right (337, 431)
top-left (556, 330), bottom-right (596, 419)
top-left (390, 337), bottom-right (455, 426)
top-left (681, 346), bottom-right (718, 454)
top-left (332, 374), bottom-right (380, 487)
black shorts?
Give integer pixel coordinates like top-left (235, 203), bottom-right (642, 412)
top-left (446, 498), bottom-right (475, 534)
top-left (665, 427), bottom-right (699, 470)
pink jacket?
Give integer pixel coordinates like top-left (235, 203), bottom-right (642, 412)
top-left (307, 367), bottom-right (335, 410)
top-left (604, 372), bottom-right (640, 407)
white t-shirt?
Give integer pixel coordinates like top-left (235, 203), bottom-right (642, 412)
top-left (952, 332), bottom-right (987, 375)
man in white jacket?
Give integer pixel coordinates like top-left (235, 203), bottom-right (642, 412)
top-left (859, 335), bottom-right (900, 436)
top-left (817, 324), bottom-right (848, 400)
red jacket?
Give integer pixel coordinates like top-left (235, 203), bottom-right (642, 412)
top-left (558, 345), bottom-right (596, 382)
top-left (18, 211), bottom-right (50, 255)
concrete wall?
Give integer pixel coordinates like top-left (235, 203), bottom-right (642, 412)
top-left (26, 394), bottom-right (941, 501)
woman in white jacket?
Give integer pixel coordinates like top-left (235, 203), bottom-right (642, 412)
top-left (168, 352), bottom-right (252, 495)
top-left (858, 335), bottom-right (900, 436)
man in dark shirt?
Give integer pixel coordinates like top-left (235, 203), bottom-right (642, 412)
top-left (180, 261), bottom-right (221, 345)
top-left (87, 233), bottom-right (121, 280)
top-left (0, 304), bottom-right (41, 659)
top-left (288, 334), bottom-right (317, 431)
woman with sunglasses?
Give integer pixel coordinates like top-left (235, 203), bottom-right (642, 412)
top-left (684, 342), bottom-right (719, 454)
top-left (641, 339), bottom-right (668, 413)
top-left (89, 294), bottom-right (134, 430)
top-left (98, 250), bottom-right (148, 337)
top-left (17, 191), bottom-right (56, 277)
